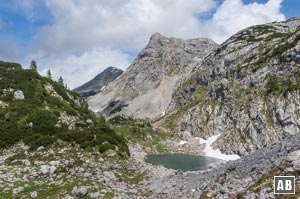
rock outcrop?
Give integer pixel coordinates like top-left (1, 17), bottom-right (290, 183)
top-left (88, 33), bottom-right (218, 119)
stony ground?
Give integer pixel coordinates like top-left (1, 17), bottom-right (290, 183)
top-left (0, 139), bottom-right (178, 199)
top-left (2, 133), bottom-right (300, 199)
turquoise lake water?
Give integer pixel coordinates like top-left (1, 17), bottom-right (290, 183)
top-left (145, 153), bottom-right (224, 171)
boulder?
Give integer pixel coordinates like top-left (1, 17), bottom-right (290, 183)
top-left (72, 186), bottom-right (88, 197)
top-left (14, 90), bottom-right (24, 100)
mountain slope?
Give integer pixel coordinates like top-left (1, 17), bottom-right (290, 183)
top-left (0, 61), bottom-right (128, 155)
top-left (73, 66), bottom-right (123, 97)
top-left (161, 17), bottom-right (300, 156)
top-left (88, 33), bottom-right (218, 119)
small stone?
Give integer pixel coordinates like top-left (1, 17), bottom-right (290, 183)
top-left (28, 122), bottom-right (33, 128)
top-left (89, 192), bottom-right (100, 199)
top-left (37, 146), bottom-right (44, 151)
top-left (30, 191), bottom-right (38, 198)
top-left (40, 165), bottom-right (56, 175)
top-left (13, 186), bottom-right (24, 195)
top-left (49, 161), bottom-right (60, 167)
top-left (104, 149), bottom-right (117, 157)
top-left (21, 159), bottom-right (31, 166)
top-left (78, 167), bottom-right (85, 173)
top-left (49, 166), bottom-right (57, 175)
top-left (103, 171), bottom-right (116, 180)
top-left (63, 195), bottom-right (74, 199)
top-left (72, 186), bottom-right (88, 197)
top-left (287, 150), bottom-right (300, 161)
top-left (86, 119), bottom-right (94, 125)
top-left (41, 165), bottom-right (50, 174)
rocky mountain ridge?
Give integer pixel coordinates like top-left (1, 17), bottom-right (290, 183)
top-left (73, 66), bottom-right (123, 97)
top-left (156, 17), bottom-right (300, 157)
top-left (88, 33), bottom-right (218, 119)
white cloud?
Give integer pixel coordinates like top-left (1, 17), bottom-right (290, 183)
top-left (33, 47), bottom-right (131, 89)
top-left (30, 0), bottom-right (216, 57)
top-left (202, 0), bottom-right (286, 43)
top-left (25, 0), bottom-right (286, 88)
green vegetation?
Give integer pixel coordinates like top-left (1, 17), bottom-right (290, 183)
top-left (109, 116), bottom-right (169, 153)
top-left (0, 61), bottom-right (128, 156)
top-left (157, 39), bottom-right (164, 47)
top-left (30, 60), bottom-right (37, 71)
top-left (106, 100), bottom-right (128, 114)
top-left (58, 76), bottom-right (64, 87)
top-left (47, 69), bottom-right (52, 79)
top-left (265, 70), bottom-right (300, 95)
top-left (267, 75), bottom-right (279, 93)
top-left (109, 116), bottom-right (154, 141)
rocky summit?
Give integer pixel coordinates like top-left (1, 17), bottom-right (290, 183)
top-left (88, 32), bottom-right (218, 119)
top-left (73, 66), bottom-right (123, 97)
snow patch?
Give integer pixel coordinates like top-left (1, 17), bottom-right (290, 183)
top-left (197, 134), bottom-right (240, 161)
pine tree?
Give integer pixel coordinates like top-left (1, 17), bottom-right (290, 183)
top-left (30, 60), bottom-right (37, 71)
top-left (58, 76), bottom-right (64, 87)
top-left (47, 69), bottom-right (52, 79)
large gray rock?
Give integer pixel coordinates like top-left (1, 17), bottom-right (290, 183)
top-left (30, 191), bottom-right (38, 198)
top-left (72, 186), bottom-right (88, 197)
top-left (40, 165), bottom-right (56, 175)
top-left (14, 90), bottom-right (24, 100)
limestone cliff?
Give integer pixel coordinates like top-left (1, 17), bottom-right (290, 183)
top-left (163, 17), bottom-right (300, 156)
top-left (88, 33), bottom-right (218, 119)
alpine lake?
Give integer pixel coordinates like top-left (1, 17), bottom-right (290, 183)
top-left (145, 153), bottom-right (225, 171)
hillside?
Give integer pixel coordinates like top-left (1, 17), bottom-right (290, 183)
top-left (88, 33), bottom-right (218, 119)
top-left (161, 17), bottom-right (300, 156)
top-left (73, 66), bottom-right (123, 97)
top-left (0, 61), bottom-right (128, 155)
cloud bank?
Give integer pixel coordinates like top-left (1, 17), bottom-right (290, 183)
top-left (19, 0), bottom-right (286, 88)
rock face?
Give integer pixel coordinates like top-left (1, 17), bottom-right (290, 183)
top-left (88, 33), bottom-right (218, 119)
top-left (73, 66), bottom-right (123, 97)
top-left (163, 17), bottom-right (300, 156)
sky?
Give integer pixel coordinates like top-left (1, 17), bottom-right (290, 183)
top-left (0, 0), bottom-right (299, 88)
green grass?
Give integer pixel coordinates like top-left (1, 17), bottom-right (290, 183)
top-left (104, 192), bottom-right (114, 199)
top-left (145, 131), bottom-right (169, 153)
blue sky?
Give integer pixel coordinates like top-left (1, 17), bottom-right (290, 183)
top-left (0, 0), bottom-right (298, 88)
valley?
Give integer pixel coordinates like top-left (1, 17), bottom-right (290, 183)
top-left (1, 17), bottom-right (300, 199)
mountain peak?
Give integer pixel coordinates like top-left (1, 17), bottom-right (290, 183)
top-left (149, 32), bottom-right (165, 40)
top-left (73, 66), bottom-right (123, 97)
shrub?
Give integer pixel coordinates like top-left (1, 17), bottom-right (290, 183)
top-left (267, 75), bottom-right (279, 92)
top-left (99, 142), bottom-right (115, 153)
